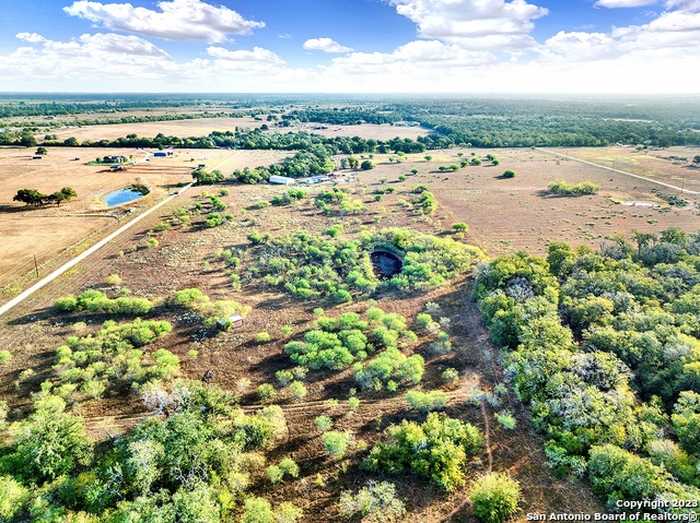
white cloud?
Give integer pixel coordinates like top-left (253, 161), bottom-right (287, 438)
top-left (389, 0), bottom-right (548, 48)
top-left (595, 0), bottom-right (657, 7)
top-left (64, 0), bottom-right (264, 43)
top-left (303, 37), bottom-right (353, 53)
top-left (1, 0), bottom-right (699, 93)
top-left (16, 32), bottom-right (47, 43)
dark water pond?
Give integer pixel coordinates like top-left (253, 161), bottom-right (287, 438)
top-left (371, 250), bottom-right (403, 279)
top-left (104, 188), bottom-right (145, 207)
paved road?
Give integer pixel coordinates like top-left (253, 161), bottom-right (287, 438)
top-left (536, 148), bottom-right (700, 196)
top-left (0, 182), bottom-right (194, 319)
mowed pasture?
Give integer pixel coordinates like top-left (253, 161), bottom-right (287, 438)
top-left (46, 116), bottom-right (263, 142)
top-left (555, 145), bottom-right (700, 194)
top-left (0, 147), bottom-right (289, 288)
top-left (344, 147), bottom-right (699, 255)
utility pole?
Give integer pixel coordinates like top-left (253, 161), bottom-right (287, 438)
top-left (33, 255), bottom-right (39, 279)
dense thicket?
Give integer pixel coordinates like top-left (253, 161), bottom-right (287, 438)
top-left (237, 228), bottom-right (484, 303)
top-left (473, 228), bottom-right (700, 512)
top-left (0, 381), bottom-right (296, 521)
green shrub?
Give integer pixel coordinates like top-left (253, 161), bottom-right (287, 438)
top-left (495, 410), bottom-right (517, 430)
top-left (257, 383), bottom-right (277, 403)
top-left (365, 413), bottom-right (483, 491)
top-left (452, 222), bottom-right (469, 233)
top-left (169, 288), bottom-right (249, 330)
top-left (547, 180), bottom-right (599, 196)
top-left (0, 351), bottom-right (11, 365)
top-left (0, 475), bottom-right (28, 521)
top-left (405, 390), bottom-right (448, 412)
top-left (339, 481), bottom-right (406, 522)
top-left (240, 228), bottom-right (484, 303)
top-left (255, 331), bottom-right (272, 344)
top-left (354, 347), bottom-right (424, 392)
top-left (501, 170), bottom-right (515, 179)
top-left (314, 415), bottom-right (333, 432)
top-left (441, 367), bottom-right (459, 385)
top-left (287, 381), bottom-right (307, 401)
top-left (322, 431), bottom-right (353, 459)
top-left (50, 318), bottom-right (174, 401)
top-left (54, 289), bottom-right (154, 316)
top-left (469, 473), bottom-right (521, 523)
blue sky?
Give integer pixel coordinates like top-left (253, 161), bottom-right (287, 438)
top-left (0, 0), bottom-right (697, 93)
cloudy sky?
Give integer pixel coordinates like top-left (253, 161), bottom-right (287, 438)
top-left (0, 0), bottom-right (699, 93)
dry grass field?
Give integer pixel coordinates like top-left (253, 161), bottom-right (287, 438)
top-left (0, 147), bottom-right (290, 287)
top-left (555, 145), bottom-right (700, 193)
top-left (47, 116), bottom-right (263, 142)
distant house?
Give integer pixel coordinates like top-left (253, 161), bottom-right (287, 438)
top-left (153, 149), bottom-right (174, 158)
top-left (269, 175), bottom-right (296, 185)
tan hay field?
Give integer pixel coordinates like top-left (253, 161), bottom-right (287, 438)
top-left (47, 116), bottom-right (263, 142)
top-left (0, 147), bottom-right (290, 282)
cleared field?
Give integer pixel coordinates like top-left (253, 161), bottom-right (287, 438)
top-left (556, 145), bottom-right (700, 194)
top-left (47, 116), bottom-right (262, 142)
top-left (0, 147), bottom-right (289, 285)
top-left (289, 122), bottom-right (429, 140)
top-left (331, 147), bottom-right (699, 255)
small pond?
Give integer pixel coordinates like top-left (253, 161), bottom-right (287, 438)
top-left (371, 250), bottom-right (403, 279)
top-left (104, 188), bottom-right (146, 208)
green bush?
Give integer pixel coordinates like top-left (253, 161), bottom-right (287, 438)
top-left (354, 347), bottom-right (424, 392)
top-left (322, 431), bottom-right (353, 459)
top-left (501, 170), bottom-right (515, 179)
top-left (365, 413), bottom-right (483, 491)
top-left (0, 475), bottom-right (28, 521)
top-left (54, 289), bottom-right (154, 316)
top-left (239, 228), bottom-right (484, 303)
top-left (547, 180), bottom-right (599, 196)
top-left (469, 472), bottom-right (521, 523)
top-left (405, 390), bottom-right (448, 412)
top-left (169, 288), bottom-right (250, 330)
top-left (285, 308), bottom-right (415, 372)
top-left (339, 481), bottom-right (406, 522)
top-left (0, 351), bottom-right (11, 365)
top-left (314, 415), bottom-right (333, 432)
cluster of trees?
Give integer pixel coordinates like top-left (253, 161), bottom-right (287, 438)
top-left (237, 228), bottom-right (483, 303)
top-left (473, 228), bottom-right (700, 512)
top-left (284, 307), bottom-right (417, 375)
top-left (364, 413), bottom-right (484, 491)
top-left (232, 145), bottom-right (335, 184)
top-left (0, 380), bottom-right (297, 521)
top-left (47, 318), bottom-right (175, 403)
top-left (13, 186), bottom-right (77, 207)
top-left (314, 188), bottom-right (365, 215)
